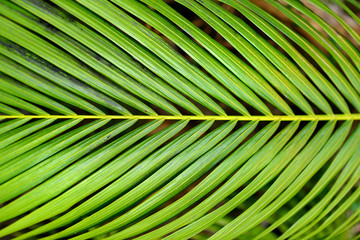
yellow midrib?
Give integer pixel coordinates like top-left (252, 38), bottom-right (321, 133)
top-left (2, 114), bottom-right (360, 121)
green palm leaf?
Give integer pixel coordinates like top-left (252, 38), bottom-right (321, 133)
top-left (0, 0), bottom-right (359, 239)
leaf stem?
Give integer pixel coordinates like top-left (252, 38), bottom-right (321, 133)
top-left (1, 114), bottom-right (360, 121)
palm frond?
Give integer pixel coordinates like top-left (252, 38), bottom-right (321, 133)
top-left (0, 0), bottom-right (360, 239)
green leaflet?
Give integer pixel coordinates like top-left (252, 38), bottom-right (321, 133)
top-left (1, 0), bottom-right (180, 116)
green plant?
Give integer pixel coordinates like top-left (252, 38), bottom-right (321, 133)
top-left (0, 0), bottom-right (360, 239)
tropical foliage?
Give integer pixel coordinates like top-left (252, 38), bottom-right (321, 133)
top-left (0, 0), bottom-right (360, 239)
